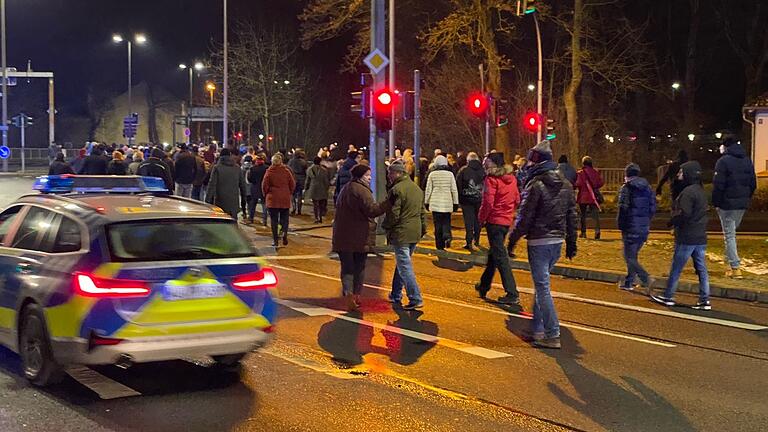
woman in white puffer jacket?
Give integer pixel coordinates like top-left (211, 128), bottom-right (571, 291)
top-left (425, 155), bottom-right (459, 250)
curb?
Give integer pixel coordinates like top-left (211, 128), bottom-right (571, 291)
top-left (412, 246), bottom-right (768, 304)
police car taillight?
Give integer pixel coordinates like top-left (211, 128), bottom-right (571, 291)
top-left (232, 268), bottom-right (278, 290)
top-left (74, 273), bottom-right (151, 298)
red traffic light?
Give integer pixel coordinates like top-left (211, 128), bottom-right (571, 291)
top-left (523, 112), bottom-right (542, 133)
top-left (468, 92), bottom-right (489, 117)
top-left (373, 88), bottom-right (396, 114)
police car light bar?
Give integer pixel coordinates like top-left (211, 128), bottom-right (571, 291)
top-left (33, 175), bottom-right (169, 194)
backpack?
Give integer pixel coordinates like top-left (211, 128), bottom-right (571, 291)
top-left (463, 178), bottom-right (483, 203)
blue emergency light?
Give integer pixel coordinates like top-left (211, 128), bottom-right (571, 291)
top-left (33, 175), bottom-right (169, 194)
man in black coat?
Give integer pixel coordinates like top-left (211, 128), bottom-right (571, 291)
top-left (137, 147), bottom-right (174, 193)
top-left (49, 153), bottom-right (75, 175)
top-left (455, 152), bottom-right (485, 250)
top-left (711, 138), bottom-right (757, 279)
top-left (78, 147), bottom-right (109, 175)
top-left (174, 144), bottom-right (198, 198)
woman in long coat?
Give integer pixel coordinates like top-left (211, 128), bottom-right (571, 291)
top-left (262, 154), bottom-right (296, 247)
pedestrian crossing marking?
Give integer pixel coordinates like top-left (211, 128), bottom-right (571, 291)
top-left (66, 366), bottom-right (141, 399)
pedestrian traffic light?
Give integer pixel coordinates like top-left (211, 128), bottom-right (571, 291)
top-left (523, 112), bottom-right (542, 133)
top-left (517, 0), bottom-right (537, 16)
top-left (494, 99), bottom-right (509, 127)
top-left (545, 117), bottom-right (556, 140)
top-left (468, 92), bottom-right (490, 117)
top-left (350, 89), bottom-right (373, 119)
top-left (373, 88), bottom-right (396, 131)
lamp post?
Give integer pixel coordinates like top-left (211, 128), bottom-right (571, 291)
top-left (179, 62), bottom-right (205, 107)
top-left (113, 33), bottom-right (147, 145)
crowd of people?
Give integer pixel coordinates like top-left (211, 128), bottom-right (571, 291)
top-left (52, 135), bottom-right (758, 350)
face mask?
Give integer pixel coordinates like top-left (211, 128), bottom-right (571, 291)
top-left (719, 145), bottom-right (726, 154)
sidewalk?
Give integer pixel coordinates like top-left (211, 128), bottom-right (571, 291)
top-left (241, 209), bottom-right (768, 304)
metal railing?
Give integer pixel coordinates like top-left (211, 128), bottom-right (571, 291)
top-left (598, 168), bottom-right (625, 193)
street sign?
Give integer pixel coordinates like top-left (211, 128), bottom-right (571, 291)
top-left (0, 146), bottom-right (9, 159)
top-left (2, 67), bottom-right (17, 86)
top-left (123, 114), bottom-right (139, 139)
top-left (364, 49), bottom-right (390, 75)
top-left (184, 128), bottom-right (191, 137)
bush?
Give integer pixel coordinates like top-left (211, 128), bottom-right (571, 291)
top-left (750, 186), bottom-right (768, 212)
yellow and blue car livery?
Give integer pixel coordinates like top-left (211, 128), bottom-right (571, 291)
top-left (0, 176), bottom-right (277, 384)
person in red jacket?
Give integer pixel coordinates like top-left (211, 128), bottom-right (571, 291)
top-left (475, 152), bottom-right (521, 305)
top-left (575, 156), bottom-right (604, 239)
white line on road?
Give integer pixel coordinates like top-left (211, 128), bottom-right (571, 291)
top-left (261, 254), bottom-right (338, 260)
top-left (66, 366), bottom-right (141, 399)
top-left (276, 298), bottom-right (513, 359)
top-left (271, 265), bottom-right (676, 348)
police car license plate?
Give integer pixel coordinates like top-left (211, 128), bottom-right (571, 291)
top-left (163, 282), bottom-right (227, 301)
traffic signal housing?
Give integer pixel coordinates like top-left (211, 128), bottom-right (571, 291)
top-left (468, 92), bottom-right (490, 118)
top-left (517, 0), bottom-right (537, 16)
top-left (546, 117), bottom-right (556, 140)
top-left (401, 90), bottom-right (416, 120)
top-left (350, 89), bottom-right (373, 119)
top-left (523, 112), bottom-right (542, 133)
top-left (494, 99), bottom-right (509, 127)
top-left (374, 88), bottom-right (397, 131)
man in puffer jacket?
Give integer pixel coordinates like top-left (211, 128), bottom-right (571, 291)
top-left (475, 152), bottom-right (520, 305)
top-left (508, 140), bottom-right (578, 349)
top-left (617, 163), bottom-right (656, 292)
top-left (455, 152), bottom-right (485, 250)
top-left (711, 138), bottom-right (757, 279)
top-left (425, 155), bottom-right (459, 250)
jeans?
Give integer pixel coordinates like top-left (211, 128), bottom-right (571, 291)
top-left (579, 203), bottom-right (601, 237)
top-left (528, 242), bottom-right (562, 339)
top-left (479, 224), bottom-right (518, 297)
top-left (248, 196), bottom-right (268, 224)
top-left (432, 212), bottom-right (452, 249)
top-left (664, 243), bottom-right (710, 302)
top-left (339, 251), bottom-right (367, 296)
top-left (461, 204), bottom-right (481, 245)
top-left (391, 243), bottom-right (422, 303)
top-left (622, 239), bottom-right (649, 287)
top-left (717, 208), bottom-right (746, 268)
top-left (313, 199), bottom-right (328, 221)
top-left (268, 208), bottom-right (289, 243)
top-left (175, 183), bottom-right (193, 198)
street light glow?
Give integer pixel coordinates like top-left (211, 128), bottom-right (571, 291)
top-left (258, 134), bottom-right (265, 140)
top-left (179, 63), bottom-right (187, 70)
top-left (135, 34), bottom-right (147, 44)
top-left (194, 62), bottom-right (205, 71)
top-left (112, 34), bottom-right (124, 43)
top-left (715, 132), bottom-right (723, 139)
top-left (206, 82), bottom-right (216, 92)
top-left (688, 133), bottom-right (695, 141)
top-left (672, 82), bottom-right (681, 90)
top-left (284, 80), bottom-right (290, 85)
top-left (527, 84), bottom-right (536, 91)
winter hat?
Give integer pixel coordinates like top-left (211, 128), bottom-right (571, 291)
top-left (528, 140), bottom-right (553, 164)
top-left (388, 161), bottom-right (407, 174)
top-left (351, 164), bottom-right (371, 179)
top-left (722, 138), bottom-right (737, 147)
top-left (625, 163), bottom-right (641, 177)
top-left (487, 152), bottom-right (505, 167)
top-left (434, 155), bottom-right (448, 166)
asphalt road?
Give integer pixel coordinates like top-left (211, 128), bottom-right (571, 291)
top-left (0, 176), bottom-right (766, 431)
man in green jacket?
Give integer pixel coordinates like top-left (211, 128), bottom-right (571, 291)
top-left (383, 162), bottom-right (427, 310)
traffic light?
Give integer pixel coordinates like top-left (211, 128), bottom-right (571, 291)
top-left (402, 90), bottom-right (416, 120)
top-left (523, 112), bottom-right (542, 133)
top-left (350, 89), bottom-right (373, 119)
top-left (373, 88), bottom-right (396, 131)
top-left (468, 92), bottom-right (490, 117)
top-left (494, 99), bottom-right (509, 127)
top-left (517, 0), bottom-right (537, 16)
top-left (545, 117), bottom-right (555, 140)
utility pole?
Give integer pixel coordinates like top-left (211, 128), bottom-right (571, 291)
top-left (534, 12), bottom-right (543, 143)
top-left (479, 64), bottom-right (490, 154)
top-left (1, 0), bottom-right (8, 172)
top-left (388, 0), bottom-right (395, 159)
top-left (413, 69), bottom-right (421, 186)
top-left (222, 0), bottom-right (229, 149)
top-left (19, 114), bottom-right (25, 173)
top-left (370, 0), bottom-right (386, 201)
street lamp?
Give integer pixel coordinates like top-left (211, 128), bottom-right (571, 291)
top-left (671, 82), bottom-right (681, 90)
top-left (715, 132), bottom-right (723, 139)
top-left (283, 80), bottom-right (290, 85)
top-left (206, 82), bottom-right (216, 106)
top-left (527, 83), bottom-right (536, 92)
top-left (688, 133), bottom-right (695, 142)
top-left (179, 61), bottom-right (205, 107)
top-left (113, 32), bottom-right (148, 144)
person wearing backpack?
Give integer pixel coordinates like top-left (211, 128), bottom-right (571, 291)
top-left (455, 152), bottom-right (485, 251)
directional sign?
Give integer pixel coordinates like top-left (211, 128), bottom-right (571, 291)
top-left (2, 67), bottom-right (17, 86)
top-left (0, 146), bottom-right (9, 159)
top-left (363, 49), bottom-right (390, 75)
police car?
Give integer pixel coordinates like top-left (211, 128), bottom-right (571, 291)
top-left (0, 175), bottom-right (277, 386)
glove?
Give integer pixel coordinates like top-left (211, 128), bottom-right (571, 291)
top-left (566, 241), bottom-right (577, 260)
top-left (425, 204), bottom-right (430, 211)
top-left (453, 204), bottom-right (459, 212)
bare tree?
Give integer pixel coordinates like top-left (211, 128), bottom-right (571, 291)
top-left (300, 0), bottom-right (370, 71)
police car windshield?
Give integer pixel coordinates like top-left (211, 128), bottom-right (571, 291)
top-left (106, 219), bottom-right (255, 262)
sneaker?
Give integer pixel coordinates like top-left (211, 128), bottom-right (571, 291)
top-left (387, 294), bottom-right (402, 304)
top-left (445, 240), bottom-right (452, 249)
top-left (520, 330), bottom-right (545, 342)
top-left (283, 235), bottom-right (289, 246)
top-left (692, 300), bottom-right (711, 311)
top-left (725, 267), bottom-right (744, 279)
top-left (618, 280), bottom-right (635, 292)
top-left (497, 294), bottom-right (520, 305)
top-left (533, 337), bottom-right (561, 349)
top-left (403, 301), bottom-right (424, 310)
top-left (651, 295), bottom-right (675, 307)
top-left (474, 283), bottom-right (490, 299)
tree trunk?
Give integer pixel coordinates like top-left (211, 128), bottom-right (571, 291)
top-left (564, 0), bottom-right (584, 163)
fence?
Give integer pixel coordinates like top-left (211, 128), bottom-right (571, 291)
top-left (599, 168), bottom-right (625, 193)
top-left (2, 148), bottom-right (56, 167)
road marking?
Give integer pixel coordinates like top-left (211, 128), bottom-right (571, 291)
top-left (276, 298), bottom-right (513, 359)
top-left (262, 253), bottom-right (338, 260)
top-left (66, 366), bottom-right (141, 399)
top-left (260, 346), bottom-right (366, 380)
top-left (271, 265), bottom-right (675, 348)
top-left (271, 261), bottom-right (767, 332)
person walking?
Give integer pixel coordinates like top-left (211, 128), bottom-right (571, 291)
top-left (247, 154), bottom-right (269, 225)
top-left (334, 150), bottom-right (361, 203)
top-left (475, 152), bottom-right (521, 305)
top-left (107, 151), bottom-right (128, 175)
top-left (333, 164), bottom-right (393, 310)
top-left (49, 152), bottom-right (75, 175)
top-left (191, 145), bottom-right (208, 201)
top-left (305, 156), bottom-right (331, 223)
top-left (711, 138), bottom-right (757, 279)
top-left (262, 154), bottom-right (296, 247)
top-left (651, 161), bottom-right (711, 310)
top-left (137, 147), bottom-right (175, 192)
top-left (557, 155), bottom-right (577, 185)
top-left (507, 140), bottom-right (578, 349)
top-left (455, 152), bottom-right (485, 251)
top-left (205, 148), bottom-right (246, 220)
top-left (78, 146), bottom-right (109, 175)
top-left (424, 155), bottom-right (459, 250)
top-left (288, 149), bottom-right (309, 215)
top-left (575, 156), bottom-right (604, 239)
top-left (383, 162), bottom-right (426, 310)
top-left (241, 155), bottom-right (254, 220)
top-left (127, 151), bottom-right (143, 175)
top-left (617, 163), bottom-right (656, 292)
top-left (173, 144), bottom-right (198, 198)
top-left (656, 150), bottom-right (689, 200)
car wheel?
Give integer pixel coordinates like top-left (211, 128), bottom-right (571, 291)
top-left (212, 353), bottom-right (247, 368)
top-left (19, 304), bottom-right (64, 386)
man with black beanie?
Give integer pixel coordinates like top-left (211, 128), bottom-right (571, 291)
top-left (508, 140), bottom-right (578, 349)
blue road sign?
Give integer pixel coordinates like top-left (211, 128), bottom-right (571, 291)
top-left (0, 146), bottom-right (10, 159)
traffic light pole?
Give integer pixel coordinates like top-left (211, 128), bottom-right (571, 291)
top-left (1, 0), bottom-right (7, 173)
top-left (19, 114), bottom-right (25, 173)
top-left (534, 12), bottom-right (543, 144)
top-left (388, 0), bottom-right (395, 160)
top-left (370, 0), bottom-right (386, 202)
top-left (413, 69), bottom-right (421, 185)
